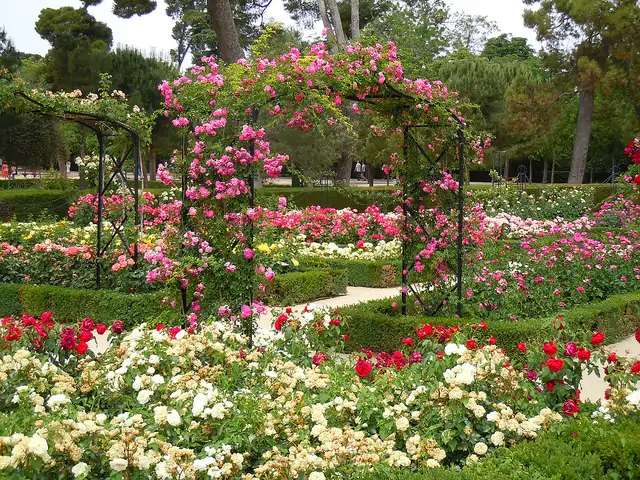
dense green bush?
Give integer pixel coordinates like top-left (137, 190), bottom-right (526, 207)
top-left (257, 186), bottom-right (398, 211)
top-left (0, 189), bottom-right (75, 221)
top-left (263, 268), bottom-right (348, 305)
top-left (341, 290), bottom-right (640, 354)
top-left (299, 257), bottom-right (401, 287)
top-left (0, 283), bottom-right (172, 325)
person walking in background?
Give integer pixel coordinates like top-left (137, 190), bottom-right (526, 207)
top-left (361, 161), bottom-right (367, 181)
top-left (354, 161), bottom-right (362, 180)
top-left (10, 166), bottom-right (17, 180)
top-left (1, 161), bottom-right (8, 180)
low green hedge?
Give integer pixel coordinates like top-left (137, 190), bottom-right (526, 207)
top-left (0, 189), bottom-right (76, 221)
top-left (299, 257), bottom-right (401, 287)
top-left (357, 417), bottom-right (640, 479)
top-left (0, 283), bottom-right (170, 325)
top-left (341, 290), bottom-right (640, 354)
top-left (263, 268), bottom-right (348, 306)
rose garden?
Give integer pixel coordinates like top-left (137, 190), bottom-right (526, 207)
top-left (1, 40), bottom-right (640, 480)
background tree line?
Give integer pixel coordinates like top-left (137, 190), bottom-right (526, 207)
top-left (0, 0), bottom-right (638, 184)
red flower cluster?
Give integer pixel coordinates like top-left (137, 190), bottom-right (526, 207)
top-left (1, 312), bottom-right (54, 350)
top-left (624, 138), bottom-right (640, 164)
top-left (415, 323), bottom-right (459, 343)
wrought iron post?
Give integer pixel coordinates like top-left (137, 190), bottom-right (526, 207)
top-left (401, 126), bottom-right (408, 316)
top-left (133, 133), bottom-right (141, 264)
top-left (456, 128), bottom-right (465, 317)
top-left (96, 132), bottom-right (105, 289)
top-left (180, 134), bottom-right (189, 314)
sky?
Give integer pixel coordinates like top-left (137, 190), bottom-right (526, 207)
top-left (0, 0), bottom-right (540, 59)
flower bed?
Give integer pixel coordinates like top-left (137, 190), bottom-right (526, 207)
top-left (2, 308), bottom-right (637, 478)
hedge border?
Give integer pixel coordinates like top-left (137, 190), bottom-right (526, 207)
top-left (298, 257), bottom-right (401, 287)
top-left (341, 290), bottom-right (640, 355)
top-left (263, 268), bottom-right (348, 306)
top-left (0, 283), bottom-right (170, 325)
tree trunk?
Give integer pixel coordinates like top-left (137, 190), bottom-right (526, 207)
top-left (335, 151), bottom-right (352, 186)
top-left (529, 158), bottom-right (533, 183)
top-left (542, 158), bottom-right (548, 184)
top-left (568, 85), bottom-right (595, 184)
top-left (149, 146), bottom-right (157, 182)
top-left (551, 159), bottom-right (555, 184)
top-left (206, 0), bottom-right (245, 63)
top-left (317, 0), bottom-right (338, 53)
top-left (57, 152), bottom-right (67, 179)
top-left (350, 0), bottom-right (360, 40)
top-left (326, 0), bottom-right (347, 46)
top-left (367, 164), bottom-right (373, 187)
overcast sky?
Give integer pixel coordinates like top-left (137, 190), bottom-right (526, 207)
top-left (0, 0), bottom-right (539, 59)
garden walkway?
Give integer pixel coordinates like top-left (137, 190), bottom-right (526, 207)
top-left (92, 285), bottom-right (639, 403)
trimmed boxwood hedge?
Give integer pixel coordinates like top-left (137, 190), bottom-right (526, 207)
top-left (299, 257), bottom-right (401, 287)
top-left (0, 189), bottom-right (76, 221)
top-left (263, 268), bottom-right (348, 306)
top-left (0, 283), bottom-right (169, 324)
top-left (341, 291), bottom-right (640, 355)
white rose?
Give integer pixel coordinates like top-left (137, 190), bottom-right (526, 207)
top-left (95, 413), bottom-right (107, 425)
top-left (473, 442), bottom-right (488, 455)
top-left (148, 354), bottom-right (160, 365)
top-left (308, 472), bottom-right (326, 480)
top-left (109, 458), bottom-right (128, 472)
top-left (154, 406), bottom-right (168, 425)
top-left (491, 431), bottom-right (505, 446)
top-left (138, 455), bottom-right (150, 470)
top-left (27, 434), bottom-right (49, 460)
top-left (166, 410), bottom-right (181, 427)
top-left (151, 375), bottom-right (165, 385)
top-left (132, 375), bottom-right (144, 391)
top-left (72, 462), bottom-right (90, 477)
top-left (155, 461), bottom-right (170, 479)
top-left (395, 417), bottom-right (410, 432)
top-left (486, 411), bottom-right (499, 422)
top-left (137, 389), bottom-right (153, 405)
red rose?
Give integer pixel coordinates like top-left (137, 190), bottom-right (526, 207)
top-left (577, 348), bottom-right (591, 361)
top-left (517, 342), bottom-right (527, 353)
top-left (342, 334), bottom-right (349, 341)
top-left (591, 332), bottom-right (605, 346)
top-left (547, 358), bottom-right (565, 372)
top-left (156, 324), bottom-right (165, 331)
top-left (355, 359), bottom-right (373, 378)
top-left (546, 380), bottom-right (555, 392)
top-left (78, 330), bottom-right (93, 343)
top-left (401, 337), bottom-right (414, 347)
top-left (285, 307), bottom-right (293, 314)
top-left (95, 324), bottom-right (107, 335)
top-left (635, 330), bottom-right (640, 344)
top-left (631, 361), bottom-right (640, 374)
top-left (75, 342), bottom-right (89, 355)
top-left (562, 399), bottom-right (580, 416)
top-left (274, 314), bottom-right (287, 331)
top-left (563, 342), bottom-right (578, 357)
top-left (436, 350), bottom-right (444, 357)
top-left (489, 336), bottom-right (496, 345)
top-left (80, 318), bottom-right (95, 332)
top-left (40, 312), bottom-right (52, 323)
top-left (542, 342), bottom-right (558, 355)
top-left (313, 352), bottom-right (328, 365)
top-left (111, 320), bottom-right (124, 334)
top-left (466, 339), bottom-right (476, 350)
top-left (60, 334), bottom-right (76, 350)
top-left (607, 352), bottom-right (617, 363)
top-left (416, 328), bottom-right (427, 340)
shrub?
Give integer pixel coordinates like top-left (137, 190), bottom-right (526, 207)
top-left (262, 268), bottom-right (348, 305)
top-left (0, 189), bottom-right (75, 221)
top-left (299, 257), bottom-right (401, 287)
top-left (0, 283), bottom-right (173, 325)
top-left (341, 290), bottom-right (640, 354)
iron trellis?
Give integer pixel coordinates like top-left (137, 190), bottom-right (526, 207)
top-left (13, 92), bottom-right (142, 289)
top-left (400, 123), bottom-right (466, 318)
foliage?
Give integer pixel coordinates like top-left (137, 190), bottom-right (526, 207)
top-left (0, 28), bottom-right (20, 73)
top-left (481, 34), bottom-right (535, 62)
top-left (263, 268), bottom-right (348, 305)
